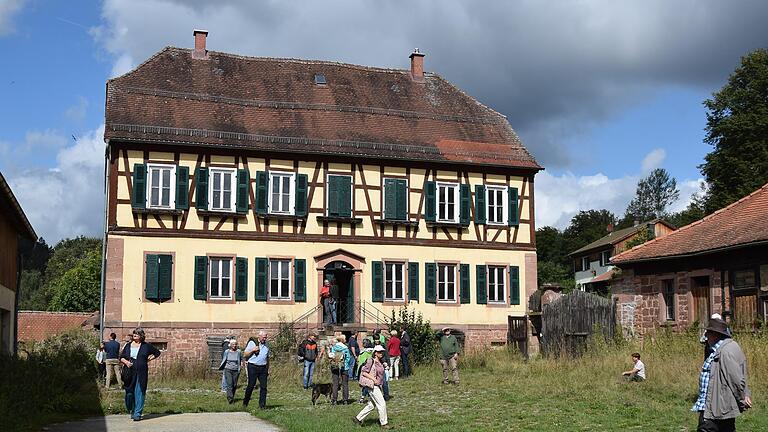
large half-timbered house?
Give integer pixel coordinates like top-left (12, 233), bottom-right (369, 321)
top-left (102, 31), bottom-right (542, 360)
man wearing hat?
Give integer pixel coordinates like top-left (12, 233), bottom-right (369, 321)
top-left (691, 317), bottom-right (752, 431)
top-left (438, 327), bottom-right (460, 385)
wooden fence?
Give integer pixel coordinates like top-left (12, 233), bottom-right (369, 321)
top-left (541, 290), bottom-right (617, 358)
top-left (507, 316), bottom-right (528, 359)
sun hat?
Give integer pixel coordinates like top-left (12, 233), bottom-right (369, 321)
top-left (373, 345), bottom-right (386, 352)
top-left (390, 330), bottom-right (398, 335)
top-left (704, 318), bottom-right (730, 337)
top-left (442, 327), bottom-right (451, 332)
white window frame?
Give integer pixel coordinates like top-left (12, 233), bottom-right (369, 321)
top-left (486, 185), bottom-right (508, 225)
top-left (487, 266), bottom-right (506, 304)
top-left (601, 250), bottom-right (611, 266)
top-left (269, 171), bottom-right (295, 215)
top-left (581, 256), bottom-right (590, 272)
top-left (326, 174), bottom-right (354, 217)
top-left (146, 163), bottom-right (176, 209)
top-left (436, 182), bottom-right (459, 224)
top-left (437, 263), bottom-right (457, 303)
top-left (209, 257), bottom-right (233, 299)
top-left (384, 261), bottom-right (405, 301)
top-left (269, 259), bottom-right (292, 300)
top-left (208, 168), bottom-right (237, 212)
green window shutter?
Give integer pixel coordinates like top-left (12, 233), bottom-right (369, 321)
top-left (235, 257), bottom-right (248, 301)
top-left (384, 179), bottom-right (397, 220)
top-left (255, 171), bottom-right (268, 215)
top-left (194, 256), bottom-right (207, 300)
top-left (236, 169), bottom-right (250, 214)
top-left (372, 261), bottom-right (383, 302)
top-left (295, 173), bottom-right (308, 217)
top-left (508, 187), bottom-right (519, 226)
top-left (396, 180), bottom-right (408, 220)
top-left (175, 166), bottom-right (189, 210)
top-left (408, 262), bottom-right (419, 302)
top-left (475, 185), bottom-right (486, 225)
top-left (328, 176), bottom-right (340, 217)
top-left (459, 184), bottom-right (470, 226)
top-left (255, 258), bottom-right (268, 301)
top-left (294, 259), bottom-right (306, 302)
top-left (195, 167), bottom-right (208, 211)
top-left (476, 265), bottom-right (487, 305)
top-left (510, 265), bottom-right (520, 305)
top-left (145, 254), bottom-right (159, 300)
top-left (425, 262), bottom-right (436, 303)
top-left (338, 176), bottom-right (352, 218)
top-left (425, 181), bottom-right (436, 222)
top-left (132, 163), bottom-right (147, 209)
top-left (158, 255), bottom-right (173, 300)
top-left (460, 264), bottom-right (470, 304)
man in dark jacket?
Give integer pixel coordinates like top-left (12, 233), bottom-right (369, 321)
top-left (298, 332), bottom-right (320, 389)
top-left (103, 332), bottom-right (122, 389)
top-left (400, 329), bottom-right (412, 377)
top-left (691, 317), bottom-right (752, 431)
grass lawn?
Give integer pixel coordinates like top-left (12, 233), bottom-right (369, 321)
top-left (99, 332), bottom-right (767, 431)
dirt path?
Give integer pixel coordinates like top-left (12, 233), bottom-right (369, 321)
top-left (42, 412), bottom-right (281, 432)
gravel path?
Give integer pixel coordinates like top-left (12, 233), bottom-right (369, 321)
top-left (42, 412), bottom-right (281, 432)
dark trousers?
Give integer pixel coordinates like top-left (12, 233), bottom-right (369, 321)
top-left (243, 364), bottom-right (268, 408)
top-left (382, 378), bottom-right (390, 400)
top-left (697, 412), bottom-right (736, 432)
top-left (401, 352), bottom-right (411, 377)
top-left (331, 368), bottom-right (349, 403)
top-left (98, 363), bottom-right (106, 382)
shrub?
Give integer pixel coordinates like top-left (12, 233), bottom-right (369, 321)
top-left (387, 305), bottom-right (439, 365)
top-left (270, 314), bottom-right (299, 355)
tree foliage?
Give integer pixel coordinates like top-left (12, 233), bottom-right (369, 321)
top-left (701, 48), bottom-right (768, 213)
top-left (562, 210), bottom-right (617, 253)
top-left (625, 168), bottom-right (679, 221)
top-left (48, 249), bottom-right (102, 312)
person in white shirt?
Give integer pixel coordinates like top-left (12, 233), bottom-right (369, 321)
top-left (622, 352), bottom-right (646, 382)
top-left (96, 343), bottom-right (106, 384)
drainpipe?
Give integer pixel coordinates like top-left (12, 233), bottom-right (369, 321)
top-left (13, 246), bottom-right (23, 357)
top-left (99, 140), bottom-right (110, 340)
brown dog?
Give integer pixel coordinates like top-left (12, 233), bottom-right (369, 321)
top-left (311, 383), bottom-right (332, 405)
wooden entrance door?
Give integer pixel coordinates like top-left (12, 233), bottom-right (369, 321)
top-left (691, 276), bottom-right (710, 328)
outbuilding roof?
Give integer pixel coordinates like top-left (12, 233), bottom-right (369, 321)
top-left (17, 311), bottom-right (97, 343)
top-left (569, 219), bottom-right (674, 256)
top-left (104, 47), bottom-right (541, 170)
top-left (611, 183), bottom-right (768, 264)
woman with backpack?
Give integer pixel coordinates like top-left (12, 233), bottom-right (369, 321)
top-left (353, 345), bottom-right (390, 428)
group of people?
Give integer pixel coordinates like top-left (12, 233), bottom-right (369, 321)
top-left (620, 315), bottom-right (752, 432)
top-left (215, 331), bottom-right (271, 409)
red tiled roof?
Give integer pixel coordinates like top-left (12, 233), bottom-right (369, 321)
top-left (612, 183), bottom-right (768, 264)
top-left (104, 48), bottom-right (541, 170)
top-left (17, 311), bottom-right (96, 343)
top-left (590, 269), bottom-right (615, 283)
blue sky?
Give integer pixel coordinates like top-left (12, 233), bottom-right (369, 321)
top-left (1, 1), bottom-right (766, 241)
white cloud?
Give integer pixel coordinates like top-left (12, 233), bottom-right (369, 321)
top-left (641, 148), bottom-right (666, 173)
top-left (0, 0), bottom-right (24, 37)
top-left (537, 149), bottom-right (703, 229)
top-left (64, 96), bottom-right (89, 122)
top-left (8, 126), bottom-right (105, 243)
top-left (23, 130), bottom-right (68, 152)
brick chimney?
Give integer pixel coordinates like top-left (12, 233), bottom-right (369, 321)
top-left (606, 223), bottom-right (614, 233)
top-left (192, 29), bottom-right (209, 60)
top-left (409, 48), bottom-right (425, 82)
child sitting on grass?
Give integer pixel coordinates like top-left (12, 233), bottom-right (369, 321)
top-left (622, 352), bottom-right (646, 382)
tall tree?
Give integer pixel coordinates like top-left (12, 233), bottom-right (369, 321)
top-left (562, 209), bottom-right (617, 254)
top-left (701, 48), bottom-right (768, 213)
top-left (624, 168), bottom-right (680, 221)
top-left (48, 249), bottom-right (102, 312)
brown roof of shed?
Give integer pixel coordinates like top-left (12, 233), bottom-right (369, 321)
top-left (17, 311), bottom-right (96, 343)
top-left (611, 183), bottom-right (768, 264)
top-left (104, 47), bottom-right (540, 170)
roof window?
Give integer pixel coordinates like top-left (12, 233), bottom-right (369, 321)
top-left (314, 74), bottom-right (327, 85)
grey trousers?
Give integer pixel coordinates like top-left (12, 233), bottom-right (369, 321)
top-left (224, 369), bottom-right (240, 403)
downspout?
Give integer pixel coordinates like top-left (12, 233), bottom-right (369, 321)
top-left (99, 140), bottom-right (110, 340)
top-left (720, 270), bottom-right (726, 318)
top-left (13, 246), bottom-right (23, 357)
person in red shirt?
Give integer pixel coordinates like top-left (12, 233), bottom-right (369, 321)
top-left (386, 330), bottom-right (401, 380)
top-left (320, 279), bottom-right (332, 324)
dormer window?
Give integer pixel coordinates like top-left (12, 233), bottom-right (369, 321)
top-left (314, 74), bottom-right (327, 85)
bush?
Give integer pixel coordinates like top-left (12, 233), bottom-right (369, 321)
top-left (0, 329), bottom-right (102, 431)
top-left (387, 305), bottom-right (439, 365)
top-left (270, 314), bottom-right (299, 355)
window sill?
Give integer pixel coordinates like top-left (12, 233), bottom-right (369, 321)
top-left (197, 209), bottom-right (247, 218)
top-left (373, 219), bottom-right (419, 228)
top-left (133, 207), bottom-right (184, 216)
top-left (260, 214), bottom-right (306, 222)
top-left (426, 221), bottom-right (469, 229)
top-left (317, 216), bottom-right (363, 225)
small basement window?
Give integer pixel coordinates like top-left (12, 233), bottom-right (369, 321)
top-left (314, 73), bottom-right (327, 85)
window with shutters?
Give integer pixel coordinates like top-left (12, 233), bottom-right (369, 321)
top-left (147, 164), bottom-right (176, 209)
top-left (144, 253), bottom-right (173, 302)
top-left (486, 186), bottom-right (507, 225)
top-left (487, 266), bottom-right (506, 303)
top-left (269, 172), bottom-right (295, 215)
top-left (209, 168), bottom-right (237, 212)
top-left (383, 178), bottom-right (408, 220)
top-left (437, 183), bottom-right (459, 223)
top-left (437, 263), bottom-right (457, 302)
top-left (269, 259), bottom-right (292, 300)
top-left (384, 262), bottom-right (405, 301)
top-left (209, 257), bottom-right (232, 299)
top-left (326, 174), bottom-right (353, 217)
